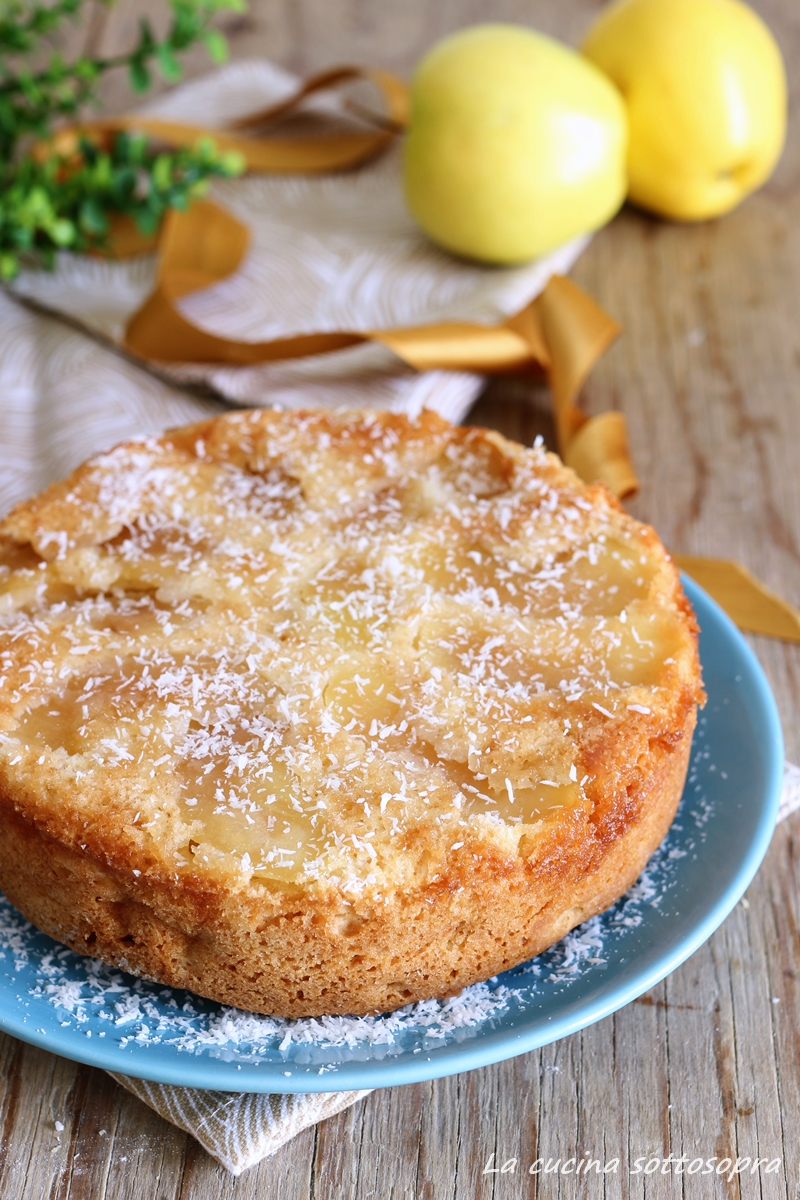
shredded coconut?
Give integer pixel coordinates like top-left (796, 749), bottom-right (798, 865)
top-left (0, 742), bottom-right (720, 1068)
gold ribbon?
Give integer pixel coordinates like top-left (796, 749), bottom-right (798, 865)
top-left (48, 66), bottom-right (409, 171)
top-left (123, 202), bottom-right (797, 635)
top-left (121, 197), bottom-right (635, 496)
top-left (54, 67), bottom-right (635, 497)
top-left (123, 198), bottom-right (800, 641)
top-left (674, 556), bottom-right (800, 644)
top-left (47, 65), bottom-right (800, 641)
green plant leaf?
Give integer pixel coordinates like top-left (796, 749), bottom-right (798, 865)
top-left (78, 196), bottom-right (108, 236)
top-left (0, 0), bottom-right (251, 275)
top-left (129, 58), bottom-right (151, 93)
top-left (49, 217), bottom-right (76, 246)
top-left (157, 43), bottom-right (182, 83)
top-left (203, 29), bottom-right (228, 64)
top-left (220, 150), bottom-right (245, 175)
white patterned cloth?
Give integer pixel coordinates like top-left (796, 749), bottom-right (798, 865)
top-left (2, 56), bottom-right (588, 517)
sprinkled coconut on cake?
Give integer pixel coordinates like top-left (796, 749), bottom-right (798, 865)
top-left (0, 409), bottom-right (703, 1016)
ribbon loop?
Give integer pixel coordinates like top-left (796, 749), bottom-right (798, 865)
top-left (87, 66), bottom-right (410, 174)
top-left (229, 66), bottom-right (410, 134)
top-left (57, 64), bottom-right (638, 498)
top-left (35, 65), bottom-right (800, 639)
top-left (157, 199), bottom-right (249, 293)
top-left (565, 412), bottom-right (638, 501)
top-left (121, 197), bottom-right (637, 497)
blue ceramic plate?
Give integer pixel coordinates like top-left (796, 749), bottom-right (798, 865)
top-left (0, 579), bottom-right (783, 1092)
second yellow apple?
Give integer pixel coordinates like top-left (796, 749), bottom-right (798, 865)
top-left (403, 24), bottom-right (628, 264)
top-left (581, 0), bottom-right (787, 221)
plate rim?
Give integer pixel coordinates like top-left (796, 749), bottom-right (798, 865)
top-left (0, 576), bottom-right (785, 1091)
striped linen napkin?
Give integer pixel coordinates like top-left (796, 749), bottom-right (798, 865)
top-left (106, 762), bottom-right (800, 1175)
top-left (107, 1075), bottom-right (372, 1172)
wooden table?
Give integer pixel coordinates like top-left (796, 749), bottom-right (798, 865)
top-left (1, 1), bottom-right (799, 1195)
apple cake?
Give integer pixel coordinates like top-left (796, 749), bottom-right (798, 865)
top-left (0, 409), bottom-right (703, 1017)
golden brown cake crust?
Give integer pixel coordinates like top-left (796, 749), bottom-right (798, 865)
top-left (0, 409), bottom-right (703, 1017)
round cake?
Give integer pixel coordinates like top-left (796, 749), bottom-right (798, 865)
top-left (0, 409), bottom-right (703, 1017)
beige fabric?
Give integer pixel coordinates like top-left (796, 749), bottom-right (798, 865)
top-left (108, 1073), bottom-right (371, 1174)
top-left (780, 760), bottom-right (800, 824)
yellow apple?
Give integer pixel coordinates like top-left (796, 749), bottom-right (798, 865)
top-left (402, 24), bottom-right (628, 264)
top-left (581, 0), bottom-right (787, 221)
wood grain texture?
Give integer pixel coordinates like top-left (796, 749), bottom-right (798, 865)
top-left (1, 0), bottom-right (799, 1195)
